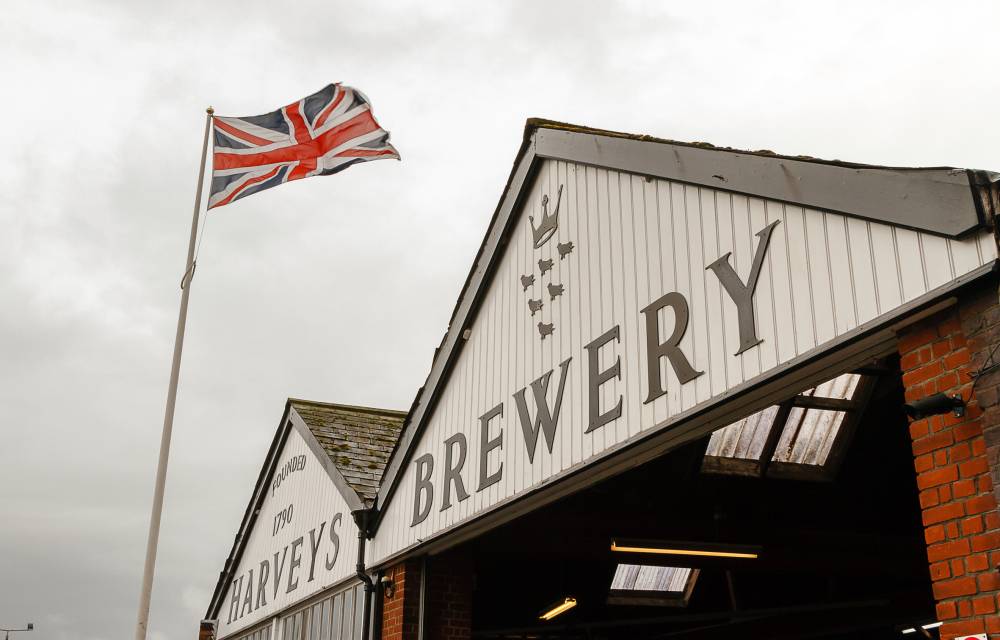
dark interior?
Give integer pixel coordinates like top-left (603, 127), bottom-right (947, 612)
top-left (438, 359), bottom-right (937, 639)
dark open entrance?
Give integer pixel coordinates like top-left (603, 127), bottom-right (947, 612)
top-left (447, 359), bottom-right (936, 639)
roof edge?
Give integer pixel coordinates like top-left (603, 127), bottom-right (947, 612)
top-left (288, 397), bottom-right (408, 417)
top-left (524, 117), bottom-right (990, 173)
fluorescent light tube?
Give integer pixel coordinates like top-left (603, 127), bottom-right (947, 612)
top-left (539, 597), bottom-right (577, 621)
top-left (611, 539), bottom-right (760, 559)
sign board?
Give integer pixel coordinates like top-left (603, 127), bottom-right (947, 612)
top-left (218, 422), bottom-right (359, 638)
top-left (368, 156), bottom-right (995, 564)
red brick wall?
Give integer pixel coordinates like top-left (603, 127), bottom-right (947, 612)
top-left (425, 552), bottom-right (472, 640)
top-left (962, 283), bottom-right (1000, 522)
top-left (379, 553), bottom-right (473, 640)
top-left (899, 283), bottom-right (1000, 639)
top-left (381, 560), bottom-right (422, 640)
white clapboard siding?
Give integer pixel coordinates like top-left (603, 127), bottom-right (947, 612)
top-left (219, 426), bottom-right (359, 639)
top-left (368, 159), bottom-right (996, 565)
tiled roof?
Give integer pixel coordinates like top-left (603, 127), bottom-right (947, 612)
top-left (289, 399), bottom-right (406, 506)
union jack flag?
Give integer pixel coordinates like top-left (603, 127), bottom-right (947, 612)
top-left (209, 83), bottom-right (399, 209)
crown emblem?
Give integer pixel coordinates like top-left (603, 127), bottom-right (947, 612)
top-left (529, 185), bottom-right (563, 249)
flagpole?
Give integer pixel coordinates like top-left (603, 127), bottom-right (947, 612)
top-left (134, 106), bottom-right (214, 640)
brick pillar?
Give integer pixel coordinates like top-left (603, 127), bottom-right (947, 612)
top-left (379, 553), bottom-right (473, 640)
top-left (197, 620), bottom-right (216, 640)
top-left (381, 560), bottom-right (422, 640)
top-left (425, 552), bottom-right (473, 640)
top-left (899, 283), bottom-right (1000, 639)
top-left (962, 284), bottom-right (1000, 522)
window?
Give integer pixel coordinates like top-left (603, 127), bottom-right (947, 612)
top-left (702, 371), bottom-right (874, 480)
top-left (280, 582), bottom-right (366, 640)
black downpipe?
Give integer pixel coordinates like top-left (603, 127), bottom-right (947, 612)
top-left (352, 508), bottom-right (377, 640)
top-left (371, 569), bottom-right (385, 640)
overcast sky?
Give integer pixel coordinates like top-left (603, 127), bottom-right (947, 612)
top-left (2, 1), bottom-right (999, 639)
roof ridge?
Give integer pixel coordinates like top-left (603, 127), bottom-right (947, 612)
top-left (288, 397), bottom-right (408, 416)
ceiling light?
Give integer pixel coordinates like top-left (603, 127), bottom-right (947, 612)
top-left (901, 621), bottom-right (942, 635)
top-left (611, 539), bottom-right (760, 560)
top-left (539, 597), bottom-right (577, 621)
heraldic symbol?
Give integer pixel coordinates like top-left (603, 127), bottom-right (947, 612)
top-left (530, 184), bottom-right (562, 249)
top-left (520, 184), bottom-right (572, 340)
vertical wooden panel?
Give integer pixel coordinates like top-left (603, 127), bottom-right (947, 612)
top-left (340, 588), bottom-right (354, 640)
top-left (628, 174), bottom-right (651, 439)
top-left (869, 222), bottom-right (901, 313)
top-left (825, 213), bottom-right (858, 335)
top-left (764, 200), bottom-right (797, 365)
top-left (805, 210), bottom-right (835, 346)
top-left (688, 187), bottom-right (715, 403)
top-left (783, 206), bottom-right (817, 355)
top-left (895, 228), bottom-right (925, 301)
top-left (922, 233), bottom-right (954, 290)
top-left (330, 592), bottom-right (343, 640)
top-left (846, 218), bottom-right (878, 325)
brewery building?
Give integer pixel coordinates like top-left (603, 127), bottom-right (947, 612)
top-left (201, 120), bottom-right (1000, 640)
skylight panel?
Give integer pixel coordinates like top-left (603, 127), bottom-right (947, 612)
top-left (702, 372), bottom-right (871, 478)
top-left (609, 564), bottom-right (699, 607)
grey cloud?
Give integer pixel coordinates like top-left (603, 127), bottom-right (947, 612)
top-left (2, 1), bottom-right (999, 639)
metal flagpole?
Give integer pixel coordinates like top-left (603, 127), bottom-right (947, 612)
top-left (134, 106), bottom-right (214, 640)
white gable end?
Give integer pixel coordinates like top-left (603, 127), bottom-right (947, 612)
top-left (218, 423), bottom-right (359, 638)
top-left (368, 156), bottom-right (996, 565)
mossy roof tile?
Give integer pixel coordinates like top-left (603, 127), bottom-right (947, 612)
top-left (289, 398), bottom-right (406, 504)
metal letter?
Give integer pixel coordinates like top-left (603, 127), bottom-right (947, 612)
top-left (706, 220), bottom-right (780, 355)
top-left (255, 560), bottom-right (269, 610)
top-left (440, 433), bottom-right (470, 511)
top-left (410, 453), bottom-right (435, 526)
top-left (240, 568), bottom-right (254, 618)
top-left (513, 358), bottom-right (572, 463)
top-left (271, 545), bottom-right (288, 600)
top-left (227, 576), bottom-right (242, 624)
top-left (325, 513), bottom-right (342, 570)
top-left (286, 537), bottom-right (303, 594)
top-left (585, 325), bottom-right (624, 433)
top-left (642, 292), bottom-right (703, 404)
top-left (271, 548), bottom-right (287, 600)
top-left (306, 521), bottom-right (326, 582)
top-left (478, 403), bottom-right (504, 491)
